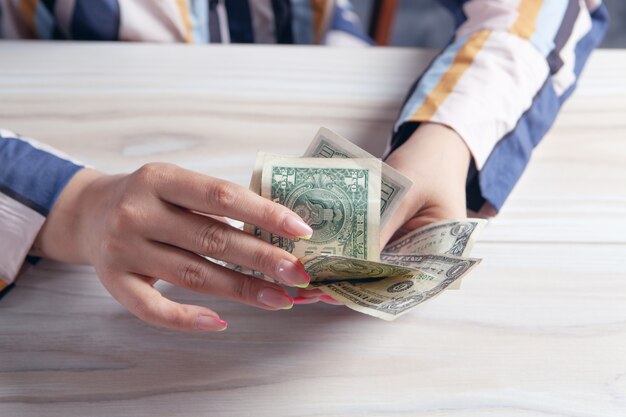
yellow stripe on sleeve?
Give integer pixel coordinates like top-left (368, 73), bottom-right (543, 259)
top-left (19, 0), bottom-right (38, 39)
top-left (510, 0), bottom-right (544, 40)
top-left (409, 29), bottom-right (491, 122)
top-left (175, 0), bottom-right (193, 43)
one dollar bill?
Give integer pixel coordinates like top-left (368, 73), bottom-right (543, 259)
top-left (382, 218), bottom-right (487, 257)
top-left (309, 253), bottom-right (481, 321)
top-left (304, 127), bottom-right (413, 228)
top-left (382, 218), bottom-right (487, 290)
top-left (261, 155), bottom-right (382, 260)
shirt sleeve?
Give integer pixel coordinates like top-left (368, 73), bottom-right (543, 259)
top-left (0, 129), bottom-right (83, 297)
top-left (388, 0), bottom-right (609, 213)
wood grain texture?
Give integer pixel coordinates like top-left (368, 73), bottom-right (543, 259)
top-left (0, 42), bottom-right (625, 416)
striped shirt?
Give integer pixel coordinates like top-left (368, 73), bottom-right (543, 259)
top-left (0, 0), bottom-right (610, 295)
top-left (0, 0), bottom-right (371, 45)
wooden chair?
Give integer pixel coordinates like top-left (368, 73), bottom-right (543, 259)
top-left (368, 0), bottom-right (398, 46)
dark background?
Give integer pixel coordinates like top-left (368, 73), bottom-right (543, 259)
top-left (353, 0), bottom-right (625, 48)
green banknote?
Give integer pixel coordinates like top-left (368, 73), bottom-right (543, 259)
top-left (304, 127), bottom-right (413, 228)
top-left (383, 218), bottom-right (487, 257)
top-left (261, 155), bottom-right (381, 260)
top-left (382, 218), bottom-right (487, 289)
top-left (314, 253), bottom-right (481, 321)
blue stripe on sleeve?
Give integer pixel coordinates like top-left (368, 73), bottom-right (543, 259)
top-left (0, 137), bottom-right (83, 216)
top-left (475, 4), bottom-right (609, 211)
top-left (71, 0), bottom-right (120, 41)
top-left (477, 79), bottom-right (559, 211)
top-left (224, 0), bottom-right (254, 43)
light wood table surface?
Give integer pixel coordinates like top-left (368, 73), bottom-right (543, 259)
top-left (1, 41), bottom-right (625, 417)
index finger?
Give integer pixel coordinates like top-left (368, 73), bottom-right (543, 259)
top-left (141, 163), bottom-right (313, 239)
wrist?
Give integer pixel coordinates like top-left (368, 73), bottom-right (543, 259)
top-left (384, 122), bottom-right (471, 218)
top-left (387, 122), bottom-right (471, 182)
top-left (33, 168), bottom-right (107, 264)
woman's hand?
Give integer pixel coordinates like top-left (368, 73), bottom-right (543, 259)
top-left (295, 123), bottom-right (471, 305)
top-left (379, 122), bottom-right (471, 247)
top-left (33, 163), bottom-right (313, 332)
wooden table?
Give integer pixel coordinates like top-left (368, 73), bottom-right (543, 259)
top-left (1, 41), bottom-right (625, 416)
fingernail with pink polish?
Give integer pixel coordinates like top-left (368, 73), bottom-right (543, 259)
top-left (319, 295), bottom-right (335, 302)
top-left (283, 215), bottom-right (313, 239)
top-left (275, 259), bottom-right (310, 288)
top-left (258, 288), bottom-right (294, 310)
top-left (195, 315), bottom-right (228, 331)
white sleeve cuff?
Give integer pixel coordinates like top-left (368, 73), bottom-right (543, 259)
top-left (0, 192), bottom-right (46, 286)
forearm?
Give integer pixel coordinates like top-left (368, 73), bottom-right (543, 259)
top-left (392, 1), bottom-right (608, 212)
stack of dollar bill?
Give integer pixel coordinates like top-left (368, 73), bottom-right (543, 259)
top-left (243, 127), bottom-right (486, 321)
